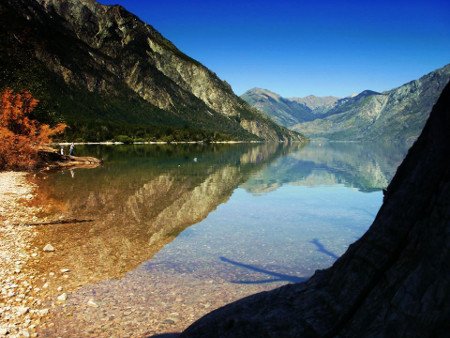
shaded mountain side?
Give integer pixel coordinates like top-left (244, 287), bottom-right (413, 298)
top-left (0, 0), bottom-right (304, 142)
top-left (293, 64), bottom-right (450, 145)
top-left (180, 83), bottom-right (450, 337)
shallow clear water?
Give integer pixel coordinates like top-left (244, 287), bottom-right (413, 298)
top-left (31, 141), bottom-right (406, 336)
top-left (148, 185), bottom-right (380, 283)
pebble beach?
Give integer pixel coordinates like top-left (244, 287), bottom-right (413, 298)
top-left (0, 172), bottom-right (46, 337)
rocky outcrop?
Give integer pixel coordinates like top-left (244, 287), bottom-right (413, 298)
top-left (181, 83), bottom-right (450, 337)
top-left (0, 0), bottom-right (305, 142)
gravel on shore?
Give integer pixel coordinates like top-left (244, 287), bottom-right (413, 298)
top-left (0, 172), bottom-right (48, 338)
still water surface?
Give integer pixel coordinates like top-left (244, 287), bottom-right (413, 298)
top-left (31, 142), bottom-right (406, 336)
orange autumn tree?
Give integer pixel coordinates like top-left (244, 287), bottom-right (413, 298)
top-left (0, 88), bottom-right (66, 170)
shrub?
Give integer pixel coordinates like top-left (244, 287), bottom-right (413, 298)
top-left (133, 137), bottom-right (146, 143)
top-left (0, 89), bottom-right (66, 170)
top-left (115, 135), bottom-right (133, 144)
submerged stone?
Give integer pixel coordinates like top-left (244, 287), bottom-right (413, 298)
top-left (57, 293), bottom-right (67, 302)
top-left (43, 244), bottom-right (55, 252)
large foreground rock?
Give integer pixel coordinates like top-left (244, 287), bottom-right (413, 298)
top-left (181, 83), bottom-right (450, 337)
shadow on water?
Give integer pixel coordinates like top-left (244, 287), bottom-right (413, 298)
top-left (220, 256), bottom-right (306, 284)
top-left (310, 238), bottom-right (339, 260)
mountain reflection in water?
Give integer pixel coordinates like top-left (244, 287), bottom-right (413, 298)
top-left (30, 142), bottom-right (407, 292)
top-left (29, 141), bottom-right (407, 336)
top-left (242, 141), bottom-right (408, 194)
top-left (30, 143), bottom-right (289, 291)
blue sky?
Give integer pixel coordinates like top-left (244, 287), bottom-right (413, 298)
top-left (99, 0), bottom-right (450, 97)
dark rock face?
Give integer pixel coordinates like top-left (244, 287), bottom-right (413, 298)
top-left (181, 83), bottom-right (450, 337)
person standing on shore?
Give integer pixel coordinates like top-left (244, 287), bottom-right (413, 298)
top-left (69, 142), bottom-right (74, 156)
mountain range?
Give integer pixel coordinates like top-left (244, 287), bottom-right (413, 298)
top-left (0, 0), bottom-right (304, 143)
top-left (242, 64), bottom-right (450, 145)
top-left (241, 89), bottom-right (341, 127)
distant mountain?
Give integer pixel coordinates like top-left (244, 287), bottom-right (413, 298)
top-left (313, 90), bottom-right (383, 120)
top-left (293, 64), bottom-right (450, 145)
top-left (0, 0), bottom-right (304, 142)
top-left (241, 88), bottom-right (343, 127)
top-left (241, 88), bottom-right (314, 127)
top-left (289, 95), bottom-right (339, 115)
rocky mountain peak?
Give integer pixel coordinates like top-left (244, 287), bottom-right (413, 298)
top-left (356, 89), bottom-right (381, 97)
top-left (243, 88), bottom-right (283, 101)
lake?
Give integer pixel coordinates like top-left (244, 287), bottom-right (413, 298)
top-left (30, 141), bottom-right (407, 337)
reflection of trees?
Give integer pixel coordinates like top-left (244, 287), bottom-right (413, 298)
top-left (242, 142), bottom-right (409, 194)
top-left (28, 144), bottom-right (288, 294)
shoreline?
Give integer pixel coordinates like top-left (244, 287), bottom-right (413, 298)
top-left (54, 140), bottom-right (309, 146)
top-left (55, 140), bottom-right (265, 146)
